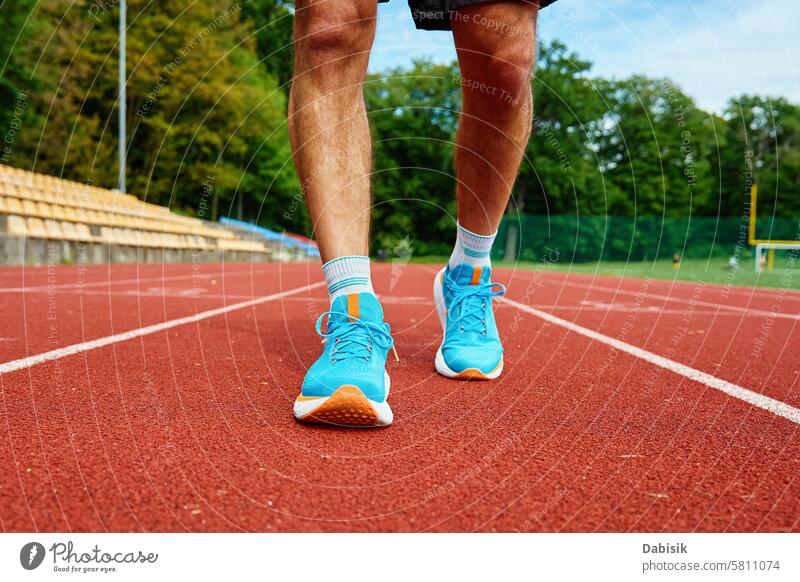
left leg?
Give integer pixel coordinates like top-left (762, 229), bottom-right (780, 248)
top-left (452, 1), bottom-right (538, 235)
top-left (433, 2), bottom-right (538, 380)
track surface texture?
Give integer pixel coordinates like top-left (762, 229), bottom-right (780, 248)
top-left (0, 262), bottom-right (798, 532)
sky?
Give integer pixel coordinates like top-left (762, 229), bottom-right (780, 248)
top-left (369, 0), bottom-right (800, 113)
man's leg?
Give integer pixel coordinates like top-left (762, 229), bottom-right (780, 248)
top-left (433, 2), bottom-right (538, 381)
top-left (289, 0), bottom-right (376, 264)
top-left (289, 1), bottom-right (395, 427)
top-left (451, 1), bottom-right (537, 240)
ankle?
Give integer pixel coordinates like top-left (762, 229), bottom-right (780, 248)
top-left (448, 222), bottom-right (496, 270)
top-left (322, 255), bottom-right (375, 302)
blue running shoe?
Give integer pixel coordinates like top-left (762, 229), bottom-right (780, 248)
top-left (294, 293), bottom-right (395, 427)
top-left (433, 265), bottom-right (506, 380)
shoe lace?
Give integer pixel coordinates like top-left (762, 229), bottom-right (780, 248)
top-left (316, 311), bottom-right (396, 363)
top-left (445, 272), bottom-right (506, 335)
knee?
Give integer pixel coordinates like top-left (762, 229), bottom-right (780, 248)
top-left (295, 2), bottom-right (375, 68)
top-left (457, 18), bottom-right (535, 108)
top-left (476, 46), bottom-right (534, 106)
top-left (495, 51), bottom-right (534, 100)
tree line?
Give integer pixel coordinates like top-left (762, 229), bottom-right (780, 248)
top-left (1, 1), bottom-right (797, 256)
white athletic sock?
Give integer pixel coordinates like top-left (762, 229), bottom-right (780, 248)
top-left (448, 222), bottom-right (496, 270)
top-left (322, 255), bottom-right (375, 302)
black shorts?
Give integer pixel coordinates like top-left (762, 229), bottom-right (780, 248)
top-left (379, 0), bottom-right (558, 31)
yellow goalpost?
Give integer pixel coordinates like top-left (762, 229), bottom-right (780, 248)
top-left (748, 184), bottom-right (800, 273)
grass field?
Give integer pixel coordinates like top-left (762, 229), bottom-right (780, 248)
top-left (411, 255), bottom-right (800, 291)
top-left (527, 256), bottom-right (799, 291)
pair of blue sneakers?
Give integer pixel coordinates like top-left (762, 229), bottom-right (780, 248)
top-left (293, 264), bottom-right (506, 427)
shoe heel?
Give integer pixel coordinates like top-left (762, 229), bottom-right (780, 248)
top-left (296, 385), bottom-right (393, 427)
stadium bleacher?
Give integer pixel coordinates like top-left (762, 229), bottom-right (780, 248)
top-left (219, 217), bottom-right (320, 259)
top-left (0, 164), bottom-right (313, 265)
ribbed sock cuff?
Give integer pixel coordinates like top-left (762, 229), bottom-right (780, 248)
top-left (322, 255), bottom-right (374, 301)
top-left (449, 223), bottom-right (496, 268)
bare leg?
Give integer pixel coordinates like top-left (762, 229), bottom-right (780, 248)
top-left (452, 2), bottom-right (539, 235)
top-left (288, 0), bottom-right (377, 262)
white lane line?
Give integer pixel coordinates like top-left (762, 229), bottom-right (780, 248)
top-left (501, 296), bottom-right (800, 425)
top-left (0, 266), bottom-right (279, 294)
top-left (561, 280), bottom-right (800, 321)
top-left (0, 280), bottom-right (325, 375)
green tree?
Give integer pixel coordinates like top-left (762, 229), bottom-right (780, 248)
top-left (9, 0), bottom-right (299, 228)
top-left (365, 61), bottom-right (461, 255)
top-left (240, 0), bottom-right (295, 93)
top-left (596, 76), bottom-right (718, 218)
top-left (721, 95), bottom-right (800, 231)
top-left (0, 0), bottom-right (44, 167)
top-left (520, 41), bottom-right (614, 217)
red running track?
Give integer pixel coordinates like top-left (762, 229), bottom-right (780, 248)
top-left (0, 262), bottom-right (798, 532)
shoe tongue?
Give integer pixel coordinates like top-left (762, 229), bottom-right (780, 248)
top-left (450, 264), bottom-right (491, 286)
top-left (330, 292), bottom-right (383, 323)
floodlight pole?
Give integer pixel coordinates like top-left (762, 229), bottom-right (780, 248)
top-left (118, 0), bottom-right (126, 192)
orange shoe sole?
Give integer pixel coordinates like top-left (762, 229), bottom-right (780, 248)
top-left (297, 385), bottom-right (382, 427)
top-left (451, 367), bottom-right (493, 380)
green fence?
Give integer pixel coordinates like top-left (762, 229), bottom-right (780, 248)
top-left (494, 215), bottom-right (800, 263)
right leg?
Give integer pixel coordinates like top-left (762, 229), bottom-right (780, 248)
top-left (288, 0), bottom-right (377, 263)
top-left (289, 2), bottom-right (395, 427)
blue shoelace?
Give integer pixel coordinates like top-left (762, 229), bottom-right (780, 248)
top-left (445, 272), bottom-right (506, 335)
top-left (316, 312), bottom-right (395, 363)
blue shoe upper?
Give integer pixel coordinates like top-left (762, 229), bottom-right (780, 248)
top-left (441, 264), bottom-right (506, 374)
top-left (301, 293), bottom-right (393, 402)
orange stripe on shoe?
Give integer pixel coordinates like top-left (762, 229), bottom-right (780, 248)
top-left (347, 293), bottom-right (360, 320)
top-left (470, 265), bottom-right (482, 285)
